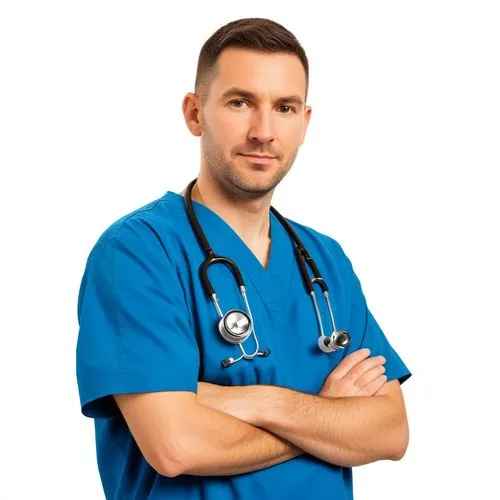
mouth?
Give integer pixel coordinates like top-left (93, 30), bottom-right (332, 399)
top-left (238, 154), bottom-right (276, 164)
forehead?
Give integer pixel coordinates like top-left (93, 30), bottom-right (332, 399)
top-left (211, 47), bottom-right (306, 101)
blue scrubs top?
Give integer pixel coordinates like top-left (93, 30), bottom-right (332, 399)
top-left (76, 190), bottom-right (412, 499)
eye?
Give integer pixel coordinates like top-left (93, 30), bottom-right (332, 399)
top-left (279, 105), bottom-right (296, 114)
top-left (229, 99), bottom-right (248, 109)
top-left (228, 100), bottom-right (296, 114)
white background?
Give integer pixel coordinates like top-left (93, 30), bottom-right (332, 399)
top-left (1, 1), bottom-right (499, 498)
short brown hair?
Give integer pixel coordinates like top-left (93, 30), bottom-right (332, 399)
top-left (195, 17), bottom-right (309, 106)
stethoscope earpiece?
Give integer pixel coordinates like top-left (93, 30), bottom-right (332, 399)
top-left (221, 348), bottom-right (271, 369)
top-left (221, 358), bottom-right (233, 369)
top-left (318, 330), bottom-right (351, 353)
top-left (335, 330), bottom-right (351, 348)
top-left (318, 335), bottom-right (335, 353)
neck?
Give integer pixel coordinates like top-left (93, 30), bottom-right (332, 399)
top-left (180, 175), bottom-right (272, 247)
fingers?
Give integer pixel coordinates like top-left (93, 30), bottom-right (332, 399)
top-left (330, 348), bottom-right (372, 380)
top-left (322, 348), bottom-right (389, 399)
top-left (359, 374), bottom-right (387, 396)
top-left (344, 354), bottom-right (386, 383)
top-left (355, 363), bottom-right (386, 388)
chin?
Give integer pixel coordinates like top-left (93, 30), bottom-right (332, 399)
top-left (238, 176), bottom-right (279, 195)
top-left (227, 157), bottom-right (283, 192)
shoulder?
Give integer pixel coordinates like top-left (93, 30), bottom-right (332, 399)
top-left (280, 214), bottom-right (364, 306)
top-left (281, 213), bottom-right (350, 265)
top-left (85, 192), bottom-right (182, 261)
top-left (76, 191), bottom-right (191, 310)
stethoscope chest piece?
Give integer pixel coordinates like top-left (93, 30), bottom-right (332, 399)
top-left (318, 329), bottom-right (351, 353)
top-left (218, 309), bottom-right (253, 344)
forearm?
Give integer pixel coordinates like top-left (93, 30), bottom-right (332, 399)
top-left (251, 386), bottom-right (407, 467)
top-left (178, 401), bottom-right (303, 477)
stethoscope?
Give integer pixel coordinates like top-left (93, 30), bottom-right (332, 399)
top-left (184, 178), bottom-right (351, 368)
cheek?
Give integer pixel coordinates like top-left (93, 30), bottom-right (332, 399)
top-left (219, 120), bottom-right (241, 143)
top-left (286, 120), bottom-right (305, 139)
top-left (217, 120), bottom-right (248, 161)
top-left (211, 115), bottom-right (244, 148)
top-left (279, 123), bottom-right (304, 154)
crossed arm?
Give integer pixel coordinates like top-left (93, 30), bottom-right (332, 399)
top-left (177, 378), bottom-right (409, 476)
top-left (115, 371), bottom-right (409, 478)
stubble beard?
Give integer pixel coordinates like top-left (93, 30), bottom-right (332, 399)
top-left (201, 125), bottom-right (299, 198)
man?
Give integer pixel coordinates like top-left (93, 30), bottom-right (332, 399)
top-left (76, 17), bottom-right (411, 499)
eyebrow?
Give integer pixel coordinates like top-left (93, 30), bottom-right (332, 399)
top-left (220, 87), bottom-right (304, 107)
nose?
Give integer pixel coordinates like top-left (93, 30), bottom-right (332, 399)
top-left (248, 107), bottom-right (275, 144)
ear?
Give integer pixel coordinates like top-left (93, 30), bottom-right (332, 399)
top-left (182, 93), bottom-right (203, 137)
top-left (300, 105), bottom-right (312, 145)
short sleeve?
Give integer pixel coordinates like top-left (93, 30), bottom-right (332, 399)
top-left (334, 241), bottom-right (412, 386)
top-left (76, 218), bottom-right (200, 419)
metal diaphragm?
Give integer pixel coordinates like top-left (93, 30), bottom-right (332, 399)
top-left (218, 309), bottom-right (253, 344)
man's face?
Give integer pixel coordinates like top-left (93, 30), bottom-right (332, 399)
top-left (198, 47), bottom-right (312, 198)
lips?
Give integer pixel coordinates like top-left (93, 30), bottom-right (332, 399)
top-left (239, 154), bottom-right (276, 159)
top-left (238, 153), bottom-right (276, 164)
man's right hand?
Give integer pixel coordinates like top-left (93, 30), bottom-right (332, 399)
top-left (319, 348), bottom-right (387, 399)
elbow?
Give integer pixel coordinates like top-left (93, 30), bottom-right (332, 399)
top-left (145, 447), bottom-right (186, 478)
top-left (389, 444), bottom-right (407, 461)
top-left (151, 445), bottom-right (190, 478)
top-left (157, 457), bottom-right (185, 478)
top-left (389, 420), bottom-right (410, 461)
top-left (150, 432), bottom-right (193, 478)
top-left (391, 443), bottom-right (409, 461)
top-left (390, 445), bottom-right (407, 461)
top-left (157, 402), bottom-right (207, 477)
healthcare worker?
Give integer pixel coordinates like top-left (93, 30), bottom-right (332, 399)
top-left (76, 16), bottom-right (412, 500)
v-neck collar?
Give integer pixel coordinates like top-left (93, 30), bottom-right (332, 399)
top-left (164, 190), bottom-right (295, 311)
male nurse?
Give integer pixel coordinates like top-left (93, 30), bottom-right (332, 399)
top-left (76, 16), bottom-right (411, 500)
